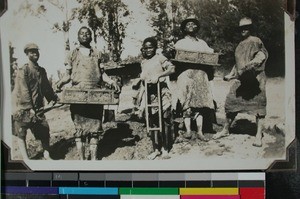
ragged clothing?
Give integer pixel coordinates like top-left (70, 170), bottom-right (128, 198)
top-left (140, 53), bottom-right (174, 114)
top-left (66, 47), bottom-right (104, 88)
top-left (225, 36), bottom-right (268, 116)
top-left (174, 36), bottom-right (215, 111)
top-left (66, 47), bottom-right (107, 136)
top-left (12, 61), bottom-right (56, 149)
top-left (12, 61), bottom-right (57, 115)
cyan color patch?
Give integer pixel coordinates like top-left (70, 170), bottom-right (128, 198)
top-left (59, 187), bottom-right (118, 195)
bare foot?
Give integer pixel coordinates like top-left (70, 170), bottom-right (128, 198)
top-left (161, 148), bottom-right (170, 159)
top-left (252, 138), bottom-right (262, 147)
top-left (197, 134), bottom-right (209, 142)
top-left (212, 130), bottom-right (229, 140)
top-left (147, 149), bottom-right (161, 160)
top-left (43, 150), bottom-right (53, 160)
top-left (183, 131), bottom-right (192, 139)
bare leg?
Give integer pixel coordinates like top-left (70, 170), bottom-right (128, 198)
top-left (148, 130), bottom-right (162, 160)
top-left (41, 136), bottom-right (52, 160)
top-left (213, 117), bottom-right (232, 139)
top-left (253, 117), bottom-right (264, 147)
top-left (31, 120), bottom-right (52, 160)
top-left (43, 150), bottom-right (52, 160)
top-left (161, 147), bottom-right (170, 159)
top-left (75, 138), bottom-right (85, 160)
top-left (196, 115), bottom-right (208, 141)
top-left (183, 117), bottom-right (192, 138)
top-left (89, 137), bottom-right (98, 160)
top-left (148, 148), bottom-right (161, 160)
top-left (17, 137), bottom-right (29, 160)
top-left (161, 121), bottom-right (171, 159)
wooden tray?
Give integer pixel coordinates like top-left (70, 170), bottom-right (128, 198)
top-left (171, 49), bottom-right (220, 66)
top-left (59, 88), bottom-right (119, 105)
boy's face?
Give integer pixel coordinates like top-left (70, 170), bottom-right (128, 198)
top-left (240, 27), bottom-right (250, 38)
top-left (185, 21), bottom-right (198, 34)
top-left (26, 49), bottom-right (39, 63)
top-left (78, 28), bottom-right (92, 45)
top-left (142, 42), bottom-right (156, 59)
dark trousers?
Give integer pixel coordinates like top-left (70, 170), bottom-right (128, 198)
top-left (13, 115), bottom-right (50, 151)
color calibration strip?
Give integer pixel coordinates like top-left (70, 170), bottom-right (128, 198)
top-left (1, 172), bottom-right (265, 199)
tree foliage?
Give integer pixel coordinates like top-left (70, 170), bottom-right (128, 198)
top-left (9, 42), bottom-right (17, 91)
top-left (142, 0), bottom-right (285, 76)
top-left (17, 0), bottom-right (73, 51)
top-left (74, 0), bottom-right (130, 61)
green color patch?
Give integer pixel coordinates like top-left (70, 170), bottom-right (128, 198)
top-left (119, 188), bottom-right (179, 195)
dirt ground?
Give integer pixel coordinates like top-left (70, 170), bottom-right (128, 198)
top-left (12, 77), bottom-right (286, 161)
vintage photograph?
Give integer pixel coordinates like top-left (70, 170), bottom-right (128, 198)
top-left (0, 0), bottom-right (295, 170)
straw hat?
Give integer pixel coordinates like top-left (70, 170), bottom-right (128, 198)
top-left (180, 17), bottom-right (200, 33)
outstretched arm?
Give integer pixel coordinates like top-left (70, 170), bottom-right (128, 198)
top-left (224, 65), bottom-right (238, 81)
top-left (55, 69), bottom-right (71, 92)
top-left (41, 69), bottom-right (58, 103)
top-left (102, 72), bottom-right (121, 93)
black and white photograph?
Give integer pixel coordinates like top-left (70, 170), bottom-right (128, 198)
top-left (0, 0), bottom-right (295, 170)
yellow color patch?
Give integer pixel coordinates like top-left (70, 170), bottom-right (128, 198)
top-left (179, 188), bottom-right (239, 195)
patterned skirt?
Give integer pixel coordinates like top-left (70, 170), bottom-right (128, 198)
top-left (176, 69), bottom-right (214, 111)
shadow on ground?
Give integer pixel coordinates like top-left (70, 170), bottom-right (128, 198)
top-left (97, 122), bottom-right (140, 159)
top-left (47, 138), bottom-right (75, 160)
top-left (230, 119), bottom-right (257, 136)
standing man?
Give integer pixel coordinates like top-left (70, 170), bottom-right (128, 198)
top-left (213, 17), bottom-right (268, 147)
top-left (12, 43), bottom-right (58, 160)
top-left (56, 26), bottom-right (120, 160)
top-left (173, 17), bottom-right (216, 141)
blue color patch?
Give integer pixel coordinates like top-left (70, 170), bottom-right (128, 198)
top-left (59, 187), bottom-right (118, 195)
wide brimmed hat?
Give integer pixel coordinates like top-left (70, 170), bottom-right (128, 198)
top-left (24, 43), bottom-right (39, 53)
top-left (180, 18), bottom-right (200, 33)
top-left (239, 17), bottom-right (252, 27)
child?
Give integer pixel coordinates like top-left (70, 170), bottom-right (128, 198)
top-left (140, 37), bottom-right (175, 159)
top-left (174, 17), bottom-right (216, 141)
top-left (213, 17), bottom-right (268, 147)
top-left (56, 27), bottom-right (120, 160)
top-left (12, 43), bottom-right (58, 160)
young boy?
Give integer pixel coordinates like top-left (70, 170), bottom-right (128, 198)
top-left (140, 37), bottom-right (175, 159)
top-left (12, 43), bottom-right (58, 160)
top-left (56, 26), bottom-right (120, 160)
top-left (213, 17), bottom-right (268, 147)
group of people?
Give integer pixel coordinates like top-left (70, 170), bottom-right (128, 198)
top-left (135, 17), bottom-right (268, 159)
top-left (13, 26), bottom-right (120, 160)
top-left (12, 16), bottom-right (268, 161)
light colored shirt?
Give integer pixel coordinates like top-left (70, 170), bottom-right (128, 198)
top-left (66, 47), bottom-right (113, 87)
top-left (235, 36), bottom-right (268, 72)
top-left (140, 54), bottom-right (173, 82)
top-left (174, 35), bottom-right (214, 53)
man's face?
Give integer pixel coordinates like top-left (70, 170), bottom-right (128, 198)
top-left (185, 21), bottom-right (198, 34)
top-left (78, 28), bottom-right (92, 45)
top-left (142, 42), bottom-right (156, 59)
top-left (26, 49), bottom-right (39, 63)
top-left (240, 27), bottom-right (250, 38)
